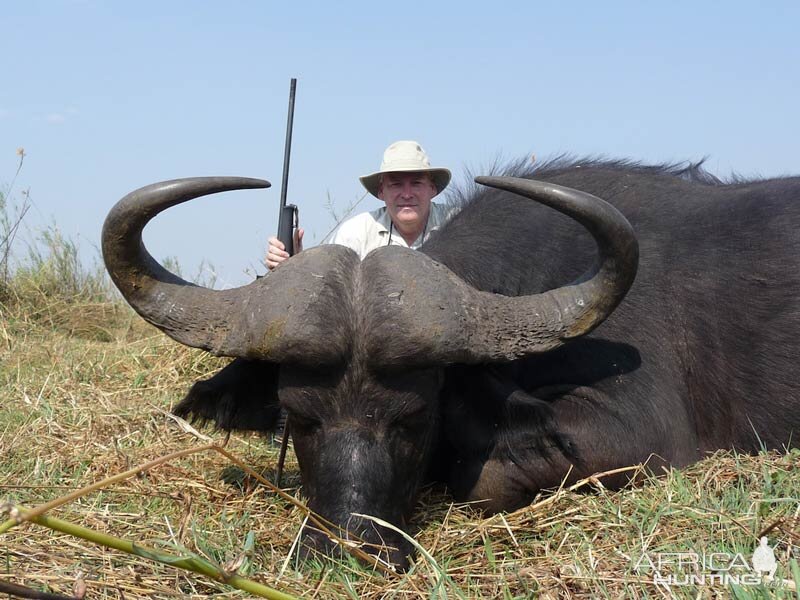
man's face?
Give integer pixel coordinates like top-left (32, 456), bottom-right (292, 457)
top-left (377, 172), bottom-right (437, 232)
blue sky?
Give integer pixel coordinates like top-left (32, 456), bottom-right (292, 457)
top-left (2, 1), bottom-right (798, 286)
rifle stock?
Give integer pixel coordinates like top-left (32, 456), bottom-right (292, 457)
top-left (277, 203), bottom-right (297, 255)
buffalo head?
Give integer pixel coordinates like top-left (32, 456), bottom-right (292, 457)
top-left (102, 174), bottom-right (638, 569)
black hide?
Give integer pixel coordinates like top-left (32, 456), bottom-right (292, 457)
top-left (175, 159), bottom-right (800, 566)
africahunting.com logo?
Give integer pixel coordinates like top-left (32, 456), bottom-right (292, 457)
top-left (633, 537), bottom-right (778, 586)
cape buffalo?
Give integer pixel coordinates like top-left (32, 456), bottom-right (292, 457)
top-left (102, 158), bottom-right (800, 570)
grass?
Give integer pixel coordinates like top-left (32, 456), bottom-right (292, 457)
top-left (1, 168), bottom-right (798, 598)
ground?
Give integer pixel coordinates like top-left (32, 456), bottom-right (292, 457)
top-left (1, 292), bottom-right (798, 599)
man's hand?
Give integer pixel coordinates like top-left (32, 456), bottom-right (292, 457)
top-left (265, 228), bottom-right (304, 271)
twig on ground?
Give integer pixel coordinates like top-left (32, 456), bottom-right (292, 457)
top-left (0, 443), bottom-right (218, 533)
top-left (4, 507), bottom-right (298, 600)
top-left (0, 579), bottom-right (79, 600)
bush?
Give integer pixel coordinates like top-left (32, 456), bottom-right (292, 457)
top-left (1, 150), bottom-right (126, 342)
top-left (12, 226), bottom-right (111, 302)
top-left (1, 149), bottom-right (214, 339)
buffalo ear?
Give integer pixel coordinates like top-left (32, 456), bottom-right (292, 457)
top-left (173, 358), bottom-right (281, 431)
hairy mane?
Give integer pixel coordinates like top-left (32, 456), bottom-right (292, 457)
top-left (441, 154), bottom-right (772, 208)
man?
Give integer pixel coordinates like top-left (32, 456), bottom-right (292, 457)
top-left (266, 140), bottom-right (451, 269)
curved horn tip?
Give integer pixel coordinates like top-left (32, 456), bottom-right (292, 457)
top-left (133, 177), bottom-right (272, 198)
top-left (176, 176), bottom-right (271, 190)
top-left (475, 175), bottom-right (513, 189)
top-left (214, 176), bottom-right (271, 190)
top-left (245, 177), bottom-right (271, 189)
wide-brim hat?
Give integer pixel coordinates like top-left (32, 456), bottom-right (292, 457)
top-left (359, 140), bottom-right (451, 199)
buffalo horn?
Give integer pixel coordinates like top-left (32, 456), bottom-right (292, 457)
top-left (362, 176), bottom-right (639, 365)
top-left (468, 176), bottom-right (639, 358)
top-left (102, 177), bottom-right (357, 363)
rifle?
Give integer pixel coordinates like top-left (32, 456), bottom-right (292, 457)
top-left (276, 78), bottom-right (298, 255)
top-left (275, 78), bottom-right (298, 486)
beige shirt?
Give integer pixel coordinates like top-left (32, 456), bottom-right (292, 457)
top-left (322, 203), bottom-right (452, 259)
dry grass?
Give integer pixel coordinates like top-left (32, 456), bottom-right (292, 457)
top-left (1, 295), bottom-right (799, 599)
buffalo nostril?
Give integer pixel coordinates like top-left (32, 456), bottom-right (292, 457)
top-left (299, 522), bottom-right (415, 571)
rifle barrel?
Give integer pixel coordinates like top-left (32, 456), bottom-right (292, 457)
top-left (279, 78), bottom-right (297, 210)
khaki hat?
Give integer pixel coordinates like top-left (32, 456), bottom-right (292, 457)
top-left (359, 140), bottom-right (451, 198)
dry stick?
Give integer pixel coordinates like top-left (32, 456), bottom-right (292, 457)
top-left (308, 568), bottom-right (331, 599)
top-left (506, 464), bottom-right (645, 519)
top-left (0, 442), bottom-right (217, 534)
top-left (758, 516), bottom-right (789, 539)
top-left (0, 484), bottom-right (173, 496)
top-left (0, 436), bottom-right (394, 577)
top-left (0, 580), bottom-right (78, 600)
top-left (7, 507), bottom-right (297, 600)
top-left (0, 436), bottom-right (395, 576)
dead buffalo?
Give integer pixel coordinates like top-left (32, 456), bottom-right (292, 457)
top-left (102, 158), bottom-right (800, 569)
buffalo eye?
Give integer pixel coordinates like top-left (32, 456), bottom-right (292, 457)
top-left (287, 410), bottom-right (321, 435)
